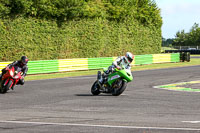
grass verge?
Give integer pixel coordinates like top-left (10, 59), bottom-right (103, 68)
top-left (191, 55), bottom-right (200, 57)
top-left (25, 58), bottom-right (200, 81)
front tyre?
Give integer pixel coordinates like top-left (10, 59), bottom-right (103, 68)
top-left (91, 81), bottom-right (101, 95)
top-left (1, 80), bottom-right (13, 94)
top-left (112, 79), bottom-right (127, 96)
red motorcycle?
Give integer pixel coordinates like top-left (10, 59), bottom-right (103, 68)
top-left (0, 66), bottom-right (22, 93)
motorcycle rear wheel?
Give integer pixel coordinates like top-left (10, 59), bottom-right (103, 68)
top-left (91, 81), bottom-right (101, 95)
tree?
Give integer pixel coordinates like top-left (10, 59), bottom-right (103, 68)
top-left (0, 0), bottom-right (10, 18)
top-left (0, 0), bottom-right (162, 28)
top-left (162, 37), bottom-right (174, 47)
top-left (173, 23), bottom-right (200, 46)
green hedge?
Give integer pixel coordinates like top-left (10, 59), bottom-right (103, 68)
top-left (0, 0), bottom-right (162, 61)
top-left (0, 17), bottom-right (161, 61)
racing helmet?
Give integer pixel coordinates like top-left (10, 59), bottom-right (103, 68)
top-left (21, 56), bottom-right (29, 65)
top-left (125, 52), bottom-right (134, 64)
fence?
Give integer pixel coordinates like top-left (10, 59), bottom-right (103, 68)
top-left (0, 53), bottom-right (180, 75)
top-left (172, 46), bottom-right (200, 50)
top-left (165, 49), bottom-right (200, 55)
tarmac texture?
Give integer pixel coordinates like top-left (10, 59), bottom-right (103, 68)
top-left (0, 65), bottom-right (200, 133)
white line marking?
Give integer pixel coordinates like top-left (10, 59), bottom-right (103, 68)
top-left (0, 121), bottom-right (200, 131)
top-left (182, 121), bottom-right (200, 124)
top-left (153, 81), bottom-right (200, 93)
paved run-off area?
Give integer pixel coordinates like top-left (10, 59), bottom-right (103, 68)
top-left (0, 65), bottom-right (200, 133)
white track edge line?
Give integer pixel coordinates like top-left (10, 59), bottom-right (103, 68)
top-left (0, 121), bottom-right (200, 131)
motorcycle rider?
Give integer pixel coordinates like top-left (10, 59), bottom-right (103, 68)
top-left (0, 56), bottom-right (29, 86)
top-left (99, 52), bottom-right (134, 84)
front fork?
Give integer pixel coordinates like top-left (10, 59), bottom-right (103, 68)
top-left (97, 71), bottom-right (112, 93)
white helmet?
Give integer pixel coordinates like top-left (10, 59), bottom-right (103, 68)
top-left (125, 52), bottom-right (134, 64)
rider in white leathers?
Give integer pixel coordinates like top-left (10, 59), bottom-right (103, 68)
top-left (99, 52), bottom-right (134, 84)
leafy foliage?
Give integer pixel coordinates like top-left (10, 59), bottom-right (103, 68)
top-left (0, 0), bottom-right (162, 27)
top-left (173, 23), bottom-right (200, 46)
top-left (0, 0), bottom-right (162, 61)
top-left (0, 0), bottom-right (10, 17)
top-left (162, 37), bottom-right (174, 47)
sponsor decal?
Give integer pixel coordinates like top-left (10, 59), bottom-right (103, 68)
top-left (110, 75), bottom-right (120, 81)
top-left (154, 80), bottom-right (200, 92)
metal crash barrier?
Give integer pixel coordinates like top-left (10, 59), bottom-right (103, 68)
top-left (0, 53), bottom-right (180, 75)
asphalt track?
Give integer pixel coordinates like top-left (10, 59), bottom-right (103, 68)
top-left (0, 65), bottom-right (200, 133)
top-left (191, 56), bottom-right (200, 58)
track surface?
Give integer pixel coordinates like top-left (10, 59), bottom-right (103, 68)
top-left (191, 56), bottom-right (200, 58)
top-left (0, 65), bottom-right (200, 133)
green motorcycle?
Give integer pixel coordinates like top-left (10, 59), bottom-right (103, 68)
top-left (91, 66), bottom-right (133, 96)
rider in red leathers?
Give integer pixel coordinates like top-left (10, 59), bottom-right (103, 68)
top-left (0, 56), bottom-right (29, 86)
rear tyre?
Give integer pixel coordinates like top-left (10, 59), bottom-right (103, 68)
top-left (112, 79), bottom-right (127, 96)
top-left (91, 81), bottom-right (101, 95)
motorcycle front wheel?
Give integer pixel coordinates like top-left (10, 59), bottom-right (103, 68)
top-left (0, 80), bottom-right (13, 94)
top-left (111, 79), bottom-right (127, 96)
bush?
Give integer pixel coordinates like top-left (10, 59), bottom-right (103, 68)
top-left (0, 0), bottom-right (162, 61)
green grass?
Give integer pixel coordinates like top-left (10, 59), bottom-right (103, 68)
top-left (133, 58), bottom-right (199, 71)
top-left (25, 58), bottom-right (200, 81)
top-left (161, 47), bottom-right (177, 52)
top-left (191, 55), bottom-right (200, 57)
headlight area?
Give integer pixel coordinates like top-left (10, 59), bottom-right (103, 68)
top-left (10, 71), bottom-right (14, 77)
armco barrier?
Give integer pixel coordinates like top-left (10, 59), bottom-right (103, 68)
top-left (135, 54), bottom-right (153, 65)
top-left (0, 62), bottom-right (12, 70)
top-left (0, 53), bottom-right (180, 75)
top-left (88, 57), bottom-right (114, 70)
top-left (59, 58), bottom-right (88, 72)
top-left (28, 60), bottom-right (59, 74)
top-left (171, 53), bottom-right (180, 62)
top-left (153, 54), bottom-right (171, 63)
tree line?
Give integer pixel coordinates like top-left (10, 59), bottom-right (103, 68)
top-left (173, 23), bottom-right (200, 46)
top-left (0, 0), bottom-right (162, 27)
top-left (162, 23), bottom-right (200, 47)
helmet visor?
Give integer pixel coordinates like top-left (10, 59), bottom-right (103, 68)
top-left (22, 59), bottom-right (28, 65)
top-left (127, 56), bottom-right (133, 63)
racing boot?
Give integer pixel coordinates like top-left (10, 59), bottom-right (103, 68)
top-left (98, 71), bottom-right (103, 84)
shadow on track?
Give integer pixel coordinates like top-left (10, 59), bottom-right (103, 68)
top-left (75, 94), bottom-right (112, 96)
